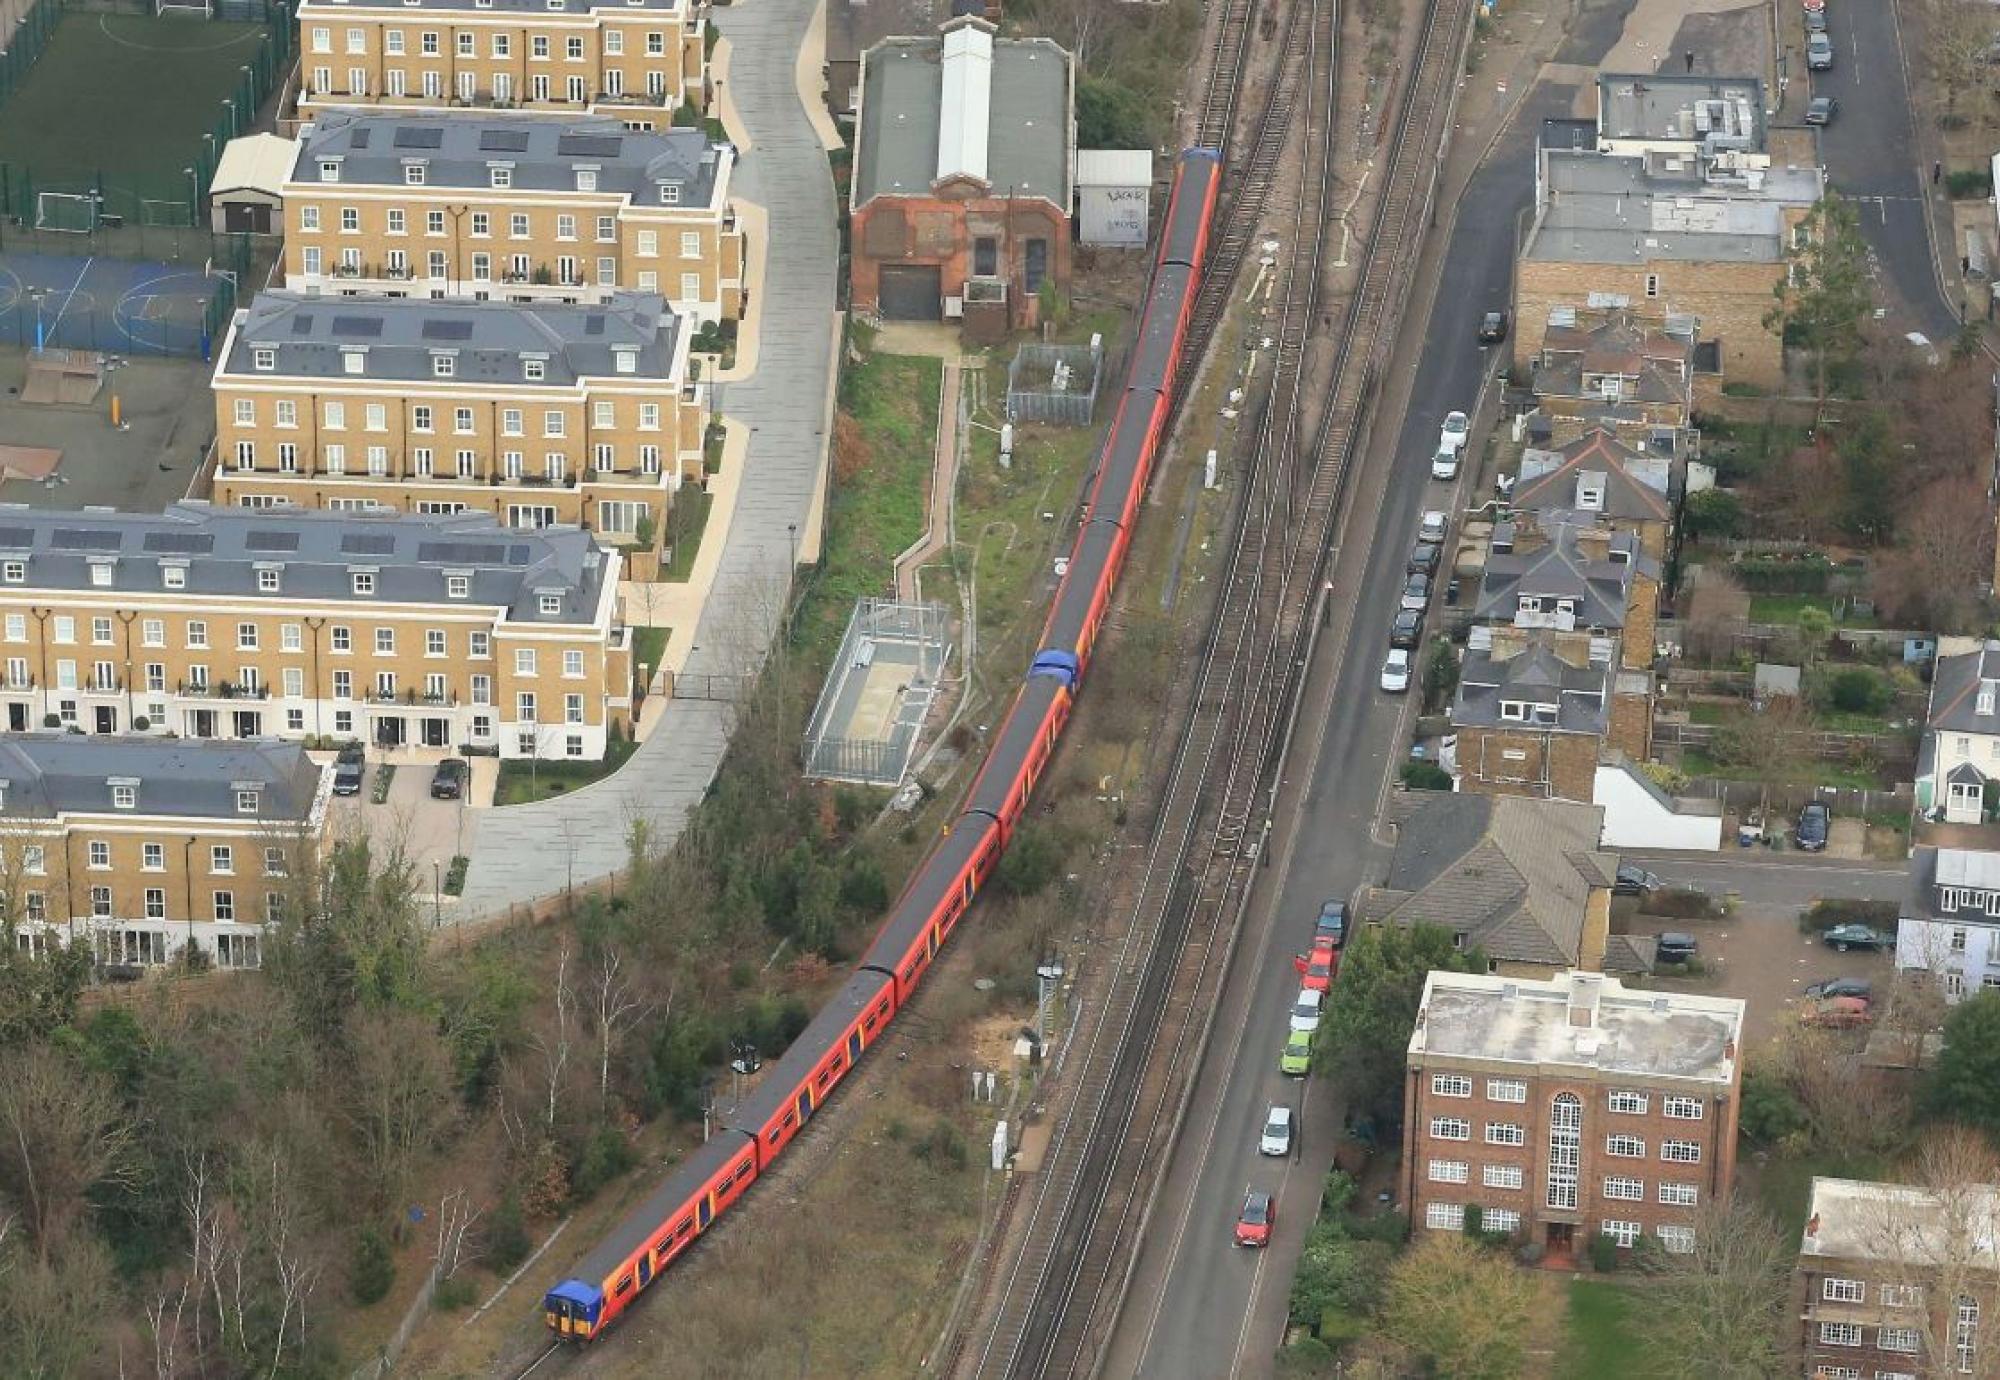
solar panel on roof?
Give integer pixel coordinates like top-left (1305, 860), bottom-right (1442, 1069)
top-left (421, 320), bottom-right (474, 342)
top-left (291, 314), bottom-right (314, 335)
top-left (340, 534), bottom-right (396, 556)
top-left (244, 531), bottom-right (301, 552)
top-left (350, 128), bottom-right (372, 149)
top-left (583, 317), bottom-right (606, 336)
top-left (50, 529), bottom-right (122, 551)
top-left (556, 134), bottom-right (622, 158)
top-left (393, 126), bottom-right (444, 149)
top-left (0, 528), bottom-right (33, 549)
top-left (478, 130), bottom-right (531, 153)
top-left (418, 541), bottom-right (507, 565)
top-left (141, 532), bottom-right (214, 555)
top-left (508, 545), bottom-right (532, 566)
top-left (330, 316), bottom-right (384, 339)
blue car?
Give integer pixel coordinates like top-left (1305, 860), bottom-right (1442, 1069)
top-left (1316, 900), bottom-right (1347, 948)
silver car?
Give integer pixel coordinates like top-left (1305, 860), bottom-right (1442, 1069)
top-left (1260, 1105), bottom-right (1294, 1157)
top-left (1807, 32), bottom-right (1833, 69)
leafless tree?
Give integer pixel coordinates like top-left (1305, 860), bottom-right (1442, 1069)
top-left (1923, 0), bottom-right (1999, 129)
top-left (1764, 1022), bottom-right (1912, 1156)
top-left (1632, 1194), bottom-right (1793, 1379)
top-left (0, 1042), bottom-right (132, 1262)
top-left (532, 942), bottom-right (576, 1132)
top-left (432, 1186), bottom-right (483, 1285)
top-left (341, 1008), bottom-right (457, 1214)
top-left (588, 944), bottom-right (658, 1112)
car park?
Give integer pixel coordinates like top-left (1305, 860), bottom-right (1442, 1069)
top-left (1418, 510), bottom-right (1449, 545)
top-left (1407, 541), bottom-right (1441, 576)
top-left (1235, 1190), bottom-right (1275, 1247)
top-left (1477, 310), bottom-right (1509, 344)
top-left (1801, 995), bottom-right (1873, 1029)
top-left (1822, 923), bottom-right (1892, 952)
top-left (1399, 573), bottom-right (1432, 613)
top-left (1438, 411), bottom-right (1470, 454)
top-left (1805, 95), bottom-right (1837, 125)
top-left (430, 758), bottom-right (468, 800)
top-left (1260, 1105), bottom-right (1294, 1157)
top-left (1612, 864), bottom-right (1661, 896)
top-left (1804, 977), bottom-right (1873, 1001)
top-left (1807, 32), bottom-right (1833, 68)
top-left (1294, 936), bottom-right (1339, 992)
top-left (1316, 900), bottom-right (1347, 946)
top-left (1390, 609), bottom-right (1424, 649)
top-left (1796, 802), bottom-right (1831, 852)
top-left (1655, 932), bottom-right (1699, 965)
top-left (1280, 1029), bottom-right (1313, 1076)
top-left (1380, 649), bottom-right (1412, 694)
top-left (1289, 987), bottom-right (1324, 1033)
top-left (1430, 446), bottom-right (1460, 481)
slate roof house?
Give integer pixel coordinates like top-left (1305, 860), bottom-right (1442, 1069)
top-left (1916, 640), bottom-right (2000, 826)
top-left (1512, 428), bottom-right (1677, 562)
top-left (1475, 510), bottom-right (1660, 671)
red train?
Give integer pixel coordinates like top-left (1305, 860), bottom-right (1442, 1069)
top-left (543, 146), bottom-right (1225, 1343)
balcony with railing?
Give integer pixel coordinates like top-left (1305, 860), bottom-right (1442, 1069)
top-left (176, 681), bottom-right (270, 701)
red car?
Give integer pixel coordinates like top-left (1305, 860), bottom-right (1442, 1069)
top-left (1293, 937), bottom-right (1338, 993)
top-left (1801, 996), bottom-right (1872, 1029)
top-left (1235, 1190), bottom-right (1275, 1247)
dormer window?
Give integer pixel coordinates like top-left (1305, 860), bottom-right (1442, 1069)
top-left (87, 562), bottom-right (112, 588)
top-left (236, 788), bottom-right (261, 814)
top-left (576, 168), bottom-right (598, 192)
top-left (657, 181), bottom-right (680, 204)
top-left (404, 162), bottom-right (427, 185)
top-left (446, 572), bottom-right (471, 599)
top-left (538, 593), bottom-right (562, 616)
top-left (1518, 595), bottom-right (1543, 614)
top-left (1577, 482), bottom-right (1604, 510)
top-left (318, 160), bottom-right (341, 183)
top-left (1500, 701), bottom-right (1526, 722)
top-left (253, 347), bottom-right (276, 371)
top-left (0, 562), bottom-right (20, 584)
top-left (162, 565), bottom-right (186, 589)
top-left (110, 781), bottom-right (137, 810)
top-left (490, 164), bottom-right (514, 189)
top-left (432, 352), bottom-right (456, 378)
top-left (342, 348), bottom-right (366, 375)
top-left (1609, 547), bottom-right (1630, 564)
top-left (258, 566), bottom-right (282, 593)
top-left (351, 570), bottom-right (376, 596)
top-left (523, 357), bottom-right (546, 381)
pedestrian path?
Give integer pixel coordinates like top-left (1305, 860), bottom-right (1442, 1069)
top-left (457, 0), bottom-right (840, 915)
top-left (894, 362), bottom-right (960, 602)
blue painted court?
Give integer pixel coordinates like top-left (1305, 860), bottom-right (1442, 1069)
top-left (0, 251), bottom-right (223, 357)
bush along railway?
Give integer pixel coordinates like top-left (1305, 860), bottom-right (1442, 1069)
top-left (539, 148), bottom-right (1224, 1345)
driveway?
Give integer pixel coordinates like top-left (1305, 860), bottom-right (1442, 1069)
top-left (1642, 901), bottom-right (1891, 1047)
top-left (328, 754), bottom-right (480, 926)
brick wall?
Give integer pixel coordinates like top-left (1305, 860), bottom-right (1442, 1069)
top-left (851, 193), bottom-right (1071, 329)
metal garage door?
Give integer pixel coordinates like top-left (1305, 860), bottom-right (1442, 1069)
top-left (878, 265), bottom-right (941, 321)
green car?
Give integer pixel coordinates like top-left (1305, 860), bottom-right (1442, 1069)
top-left (1281, 1029), bottom-right (1313, 1076)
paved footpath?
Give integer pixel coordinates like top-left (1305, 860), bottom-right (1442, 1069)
top-left (460, 0), bottom-right (839, 914)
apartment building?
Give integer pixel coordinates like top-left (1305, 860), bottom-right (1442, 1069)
top-left (1402, 969), bottom-right (1744, 1264)
top-left (1795, 1176), bottom-right (2000, 1379)
top-left (211, 290), bottom-right (703, 544)
top-left (0, 503), bottom-right (629, 760)
top-left (282, 111), bottom-right (744, 323)
top-left (2, 734), bottom-right (328, 971)
top-left (293, 0), bottom-right (706, 128)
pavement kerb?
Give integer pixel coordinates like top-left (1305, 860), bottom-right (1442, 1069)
top-left (797, 309), bottom-right (843, 566)
top-left (794, 0), bottom-right (847, 152)
top-left (617, 415), bottom-right (749, 677)
top-left (710, 36), bottom-right (751, 152)
top-left (708, 196), bottom-right (769, 383)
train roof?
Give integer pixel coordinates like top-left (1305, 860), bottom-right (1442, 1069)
top-left (965, 676), bottom-right (1067, 818)
top-left (726, 968), bottom-right (895, 1136)
top-left (1037, 523), bottom-right (1121, 657)
top-left (1126, 261), bottom-right (1193, 395)
top-left (567, 1129), bottom-right (752, 1285)
top-left (860, 818), bottom-right (997, 971)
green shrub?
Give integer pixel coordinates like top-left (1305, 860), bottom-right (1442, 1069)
top-left (349, 1226), bottom-right (394, 1305)
top-left (488, 1192), bottom-right (531, 1273)
top-left (913, 1118), bottom-right (968, 1169)
top-left (433, 1275), bottom-right (478, 1311)
top-left (1799, 897), bottom-right (1898, 934)
top-left (1821, 666), bottom-right (1893, 715)
top-left (1683, 488), bottom-right (1747, 539)
top-left (1400, 761), bottom-right (1452, 791)
top-left (569, 1126), bottom-right (637, 1200)
top-left (1075, 74), bottom-right (1150, 148)
top-left (994, 821), bottom-right (1063, 897)
top-left (1588, 1231), bottom-right (1621, 1273)
top-left (1948, 168), bottom-right (1993, 199)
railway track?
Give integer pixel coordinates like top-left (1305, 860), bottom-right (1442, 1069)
top-left (955, 0), bottom-right (1480, 1370)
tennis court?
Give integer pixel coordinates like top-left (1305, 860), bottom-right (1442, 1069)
top-left (0, 252), bottom-right (223, 356)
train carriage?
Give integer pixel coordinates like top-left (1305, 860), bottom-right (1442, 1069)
top-left (729, 970), bottom-right (897, 1163)
top-left (962, 675), bottom-right (1073, 834)
top-left (1162, 148), bottom-right (1223, 269)
top-left (1125, 263), bottom-right (1195, 399)
top-left (1085, 392), bottom-right (1169, 532)
top-left (860, 816), bottom-right (1003, 1003)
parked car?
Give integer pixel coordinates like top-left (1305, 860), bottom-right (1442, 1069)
top-left (1438, 411), bottom-right (1470, 455)
top-left (1260, 1105), bottom-right (1294, 1157)
top-left (1804, 6), bottom-right (1826, 32)
top-left (1804, 976), bottom-right (1873, 1001)
top-left (1380, 648), bottom-right (1412, 694)
top-left (1399, 573), bottom-right (1432, 613)
top-left (1430, 446), bottom-right (1460, 482)
top-left (1796, 802), bottom-right (1831, 852)
top-left (1477, 310), bottom-right (1509, 344)
top-left (1822, 923), bottom-right (1892, 952)
top-left (1294, 936), bottom-right (1339, 992)
top-left (1390, 609), bottom-right (1424, 649)
top-left (1801, 995), bottom-right (1873, 1029)
top-left (1612, 864), bottom-right (1661, 897)
top-left (1805, 95), bottom-right (1838, 125)
top-left (1235, 1190), bottom-right (1275, 1247)
top-left (332, 759), bottom-right (364, 797)
top-left (430, 758), bottom-right (468, 800)
top-left (336, 740), bottom-right (365, 766)
top-left (1655, 932), bottom-right (1699, 965)
top-left (1418, 510), bottom-right (1449, 545)
top-left (1807, 32), bottom-right (1834, 68)
top-left (1407, 541), bottom-right (1442, 576)
top-left (1289, 987), bottom-right (1324, 1033)
top-left (1316, 899), bottom-right (1347, 947)
top-left (1280, 1029), bottom-right (1313, 1076)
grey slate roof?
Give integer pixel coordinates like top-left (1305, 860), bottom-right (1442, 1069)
top-left (0, 503), bottom-right (610, 623)
top-left (1356, 794), bottom-right (1615, 969)
top-left (1452, 633), bottom-right (1612, 736)
top-left (293, 112), bottom-right (726, 208)
top-left (854, 29), bottom-right (1071, 206)
top-left (1533, 316), bottom-right (1693, 408)
top-left (1476, 513), bottom-right (1655, 631)
top-left (221, 290), bottom-right (680, 385)
top-left (0, 735), bottom-right (320, 821)
top-left (1526, 149), bottom-right (1823, 265)
top-left (1514, 429), bottom-right (1674, 526)
top-left (1926, 641), bottom-right (2000, 737)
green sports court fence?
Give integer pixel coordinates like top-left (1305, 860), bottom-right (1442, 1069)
top-left (0, 0), bottom-right (61, 112)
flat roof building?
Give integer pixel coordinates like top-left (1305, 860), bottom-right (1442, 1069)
top-left (1593, 73), bottom-right (1766, 157)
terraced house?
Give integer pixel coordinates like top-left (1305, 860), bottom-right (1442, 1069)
top-left (0, 504), bottom-right (630, 760)
top-left (282, 112), bottom-right (745, 323)
top-left (211, 290), bottom-right (703, 548)
top-left (1, 735), bottom-right (328, 971)
top-left (292, 0), bottom-right (707, 127)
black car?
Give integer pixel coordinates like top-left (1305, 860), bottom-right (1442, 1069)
top-left (336, 740), bottom-right (365, 766)
top-left (1389, 609), bottom-right (1423, 649)
top-left (1612, 864), bottom-right (1661, 897)
top-left (1316, 899), bottom-right (1347, 947)
top-left (332, 760), bottom-right (364, 797)
top-left (1655, 932), bottom-right (1698, 965)
top-left (1477, 310), bottom-right (1509, 344)
top-left (430, 758), bottom-right (468, 800)
top-left (1804, 977), bottom-right (1872, 1002)
top-left (1407, 541), bottom-right (1442, 576)
top-left (1796, 802), bottom-right (1831, 852)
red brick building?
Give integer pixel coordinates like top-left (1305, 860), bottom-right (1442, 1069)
top-left (1402, 970), bottom-right (1744, 1263)
top-left (850, 17), bottom-right (1072, 334)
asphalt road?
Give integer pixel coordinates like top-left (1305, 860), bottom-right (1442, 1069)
top-left (1625, 849), bottom-right (1909, 908)
top-left (1804, 0), bottom-right (1959, 341)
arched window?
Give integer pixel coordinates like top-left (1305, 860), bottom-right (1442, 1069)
top-left (1546, 1092), bottom-right (1581, 1210)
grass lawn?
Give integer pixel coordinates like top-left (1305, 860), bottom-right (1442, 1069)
top-left (1557, 1279), bottom-right (1642, 1379)
top-left (660, 488), bottom-right (712, 582)
top-left (631, 626), bottom-right (669, 679)
top-left (493, 731), bottom-right (640, 805)
top-left (1755, 1150), bottom-right (1890, 1234)
top-left (0, 13), bottom-right (269, 197)
top-left (1748, 594), bottom-right (1878, 628)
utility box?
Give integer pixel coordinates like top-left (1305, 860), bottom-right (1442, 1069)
top-left (1075, 150), bottom-right (1152, 247)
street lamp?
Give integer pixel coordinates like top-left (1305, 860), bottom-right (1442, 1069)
top-left (432, 858), bottom-right (442, 929)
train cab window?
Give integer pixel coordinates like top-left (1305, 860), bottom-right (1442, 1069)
top-left (863, 1011), bottom-right (880, 1033)
top-left (768, 1128), bottom-right (781, 1144)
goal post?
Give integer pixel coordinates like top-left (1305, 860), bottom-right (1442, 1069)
top-left (154, 0), bottom-right (215, 16)
top-left (33, 191), bottom-right (95, 234)
top-left (139, 198), bottom-right (194, 228)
